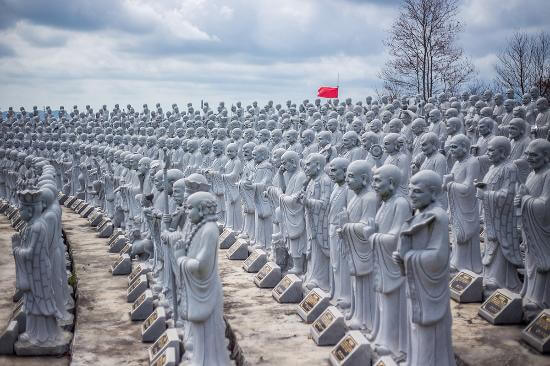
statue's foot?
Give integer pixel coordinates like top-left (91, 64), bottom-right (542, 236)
top-left (336, 299), bottom-right (351, 309)
top-left (347, 318), bottom-right (362, 330)
top-left (375, 345), bottom-right (392, 356)
top-left (287, 267), bottom-right (303, 275)
top-left (305, 281), bottom-right (318, 291)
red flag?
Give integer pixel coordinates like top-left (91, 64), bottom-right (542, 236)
top-left (317, 86), bottom-right (338, 98)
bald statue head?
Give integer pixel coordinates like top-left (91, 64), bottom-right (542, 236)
top-left (172, 178), bottom-right (187, 205)
top-left (281, 151), bottom-right (300, 173)
top-left (184, 173), bottom-right (210, 196)
top-left (420, 132), bottom-right (439, 157)
top-left (383, 132), bottom-right (401, 155)
top-left (373, 164), bottom-right (402, 200)
top-left (525, 139), bottom-right (550, 171)
top-left (327, 157), bottom-right (350, 185)
top-left (304, 153), bottom-right (326, 179)
top-left (446, 117), bottom-right (462, 136)
top-left (252, 145), bottom-right (269, 164)
top-left (346, 160), bottom-right (373, 193)
top-left (508, 118), bottom-right (527, 140)
top-left (409, 170), bottom-right (443, 210)
top-left (40, 187), bottom-right (56, 211)
top-left (487, 136), bottom-right (511, 165)
top-left (449, 134), bottom-right (471, 161)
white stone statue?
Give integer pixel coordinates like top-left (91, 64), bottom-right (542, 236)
top-left (515, 139), bottom-right (550, 319)
top-left (394, 170), bottom-right (456, 366)
top-left (444, 134), bottom-right (482, 274)
top-left (12, 189), bottom-right (64, 345)
top-left (326, 158), bottom-right (351, 308)
top-left (476, 136), bottom-right (523, 296)
top-left (300, 153), bottom-right (332, 292)
top-left (341, 160), bottom-right (379, 331)
top-left (176, 192), bottom-right (231, 365)
top-left (368, 165), bottom-right (410, 358)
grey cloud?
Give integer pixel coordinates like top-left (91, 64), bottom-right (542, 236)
top-left (0, 0), bottom-right (150, 33)
top-left (0, 43), bottom-right (16, 57)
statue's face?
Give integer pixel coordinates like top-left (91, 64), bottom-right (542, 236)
top-left (420, 137), bottom-right (436, 156)
top-left (242, 146), bottom-right (253, 160)
top-left (138, 161), bottom-right (149, 174)
top-left (226, 146), bottom-right (237, 159)
top-left (525, 145), bottom-right (547, 170)
top-left (487, 143), bottom-right (506, 165)
top-left (154, 175), bottom-right (164, 191)
top-left (252, 148), bottom-right (265, 164)
top-left (478, 121), bottom-right (491, 136)
top-left (281, 156), bottom-right (296, 173)
top-left (342, 135), bottom-right (355, 149)
top-left (449, 141), bottom-right (467, 160)
top-left (285, 132), bottom-right (297, 144)
top-left (173, 184), bottom-right (185, 205)
top-left (304, 158), bottom-right (320, 178)
top-left (200, 143), bottom-right (211, 154)
top-left (504, 100), bottom-right (514, 112)
top-left (346, 168), bottom-right (367, 191)
top-left (351, 121), bottom-right (362, 134)
top-left (20, 203), bottom-right (36, 222)
top-left (536, 99), bottom-right (548, 112)
top-left (370, 121), bottom-right (381, 133)
top-left (372, 173), bottom-right (394, 198)
top-left (522, 95), bottom-right (531, 105)
top-left (409, 181), bottom-right (433, 210)
top-left (187, 201), bottom-right (203, 224)
top-left (508, 124), bottom-right (522, 140)
top-left (312, 121), bottom-right (323, 132)
top-left (446, 122), bottom-right (459, 136)
top-left (383, 138), bottom-right (398, 154)
top-left (300, 133), bottom-right (313, 146)
top-left (388, 122), bottom-right (401, 133)
top-left (412, 123), bottom-right (425, 135)
top-left (328, 162), bottom-right (347, 184)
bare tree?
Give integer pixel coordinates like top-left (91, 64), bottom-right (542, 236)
top-left (495, 32), bottom-right (532, 97)
top-left (529, 31), bottom-right (550, 99)
top-left (494, 31), bottom-right (550, 99)
top-left (379, 0), bottom-right (475, 100)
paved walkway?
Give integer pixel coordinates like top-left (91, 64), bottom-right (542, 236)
top-left (219, 248), bottom-right (331, 366)
top-left (62, 208), bottom-right (148, 366)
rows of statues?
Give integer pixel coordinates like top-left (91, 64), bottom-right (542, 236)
top-left (1, 86), bottom-right (549, 364)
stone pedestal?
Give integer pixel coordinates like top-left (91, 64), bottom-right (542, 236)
top-left (450, 269), bottom-right (483, 303)
top-left (14, 331), bottom-right (73, 356)
top-left (219, 228), bottom-right (237, 249)
top-left (148, 328), bottom-right (181, 363)
top-left (329, 330), bottom-right (370, 366)
top-left (253, 262), bottom-right (281, 288)
top-left (111, 254), bottom-right (132, 275)
top-left (0, 320), bottom-right (18, 355)
top-left (242, 249), bottom-right (267, 273)
top-left (227, 239), bottom-right (249, 260)
top-left (297, 288), bottom-right (331, 323)
top-left (272, 274), bottom-right (303, 303)
top-left (142, 307), bottom-right (166, 343)
top-left (311, 306), bottom-right (347, 346)
top-left (98, 220), bottom-right (113, 238)
top-left (478, 288), bottom-right (522, 325)
top-left (131, 289), bottom-right (154, 321)
top-left (521, 309), bottom-right (550, 354)
top-left (109, 235), bottom-right (128, 253)
top-left (127, 274), bottom-right (148, 303)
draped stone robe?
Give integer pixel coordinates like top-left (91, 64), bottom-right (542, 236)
top-left (277, 170), bottom-right (308, 258)
top-left (448, 156), bottom-right (482, 274)
top-left (420, 152), bottom-right (448, 209)
top-left (400, 205), bottom-right (456, 366)
top-left (303, 173), bottom-right (333, 292)
top-left (212, 158), bottom-right (243, 231)
top-left (328, 183), bottom-right (350, 305)
top-left (342, 188), bottom-right (379, 331)
top-left (370, 194), bottom-right (410, 356)
top-left (209, 155), bottom-right (229, 222)
top-left (250, 160), bottom-right (274, 250)
top-left (481, 161), bottom-right (523, 293)
top-left (521, 167), bottom-right (550, 310)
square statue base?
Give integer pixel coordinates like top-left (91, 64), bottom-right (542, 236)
top-left (450, 270), bottom-right (483, 303)
top-left (254, 262), bottom-right (281, 288)
top-left (227, 239), bottom-right (249, 260)
top-left (0, 320), bottom-right (18, 355)
top-left (478, 288), bottom-right (522, 325)
top-left (272, 274), bottom-right (303, 303)
top-left (14, 330), bottom-right (72, 356)
top-left (329, 331), bottom-right (370, 366)
top-left (242, 249), bottom-right (267, 273)
top-left (297, 288), bottom-right (331, 323)
top-left (219, 229), bottom-right (237, 249)
top-left (521, 308), bottom-right (550, 353)
top-left (311, 306), bottom-right (347, 346)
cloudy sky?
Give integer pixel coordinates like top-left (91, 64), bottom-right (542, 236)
top-left (0, 0), bottom-right (549, 111)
